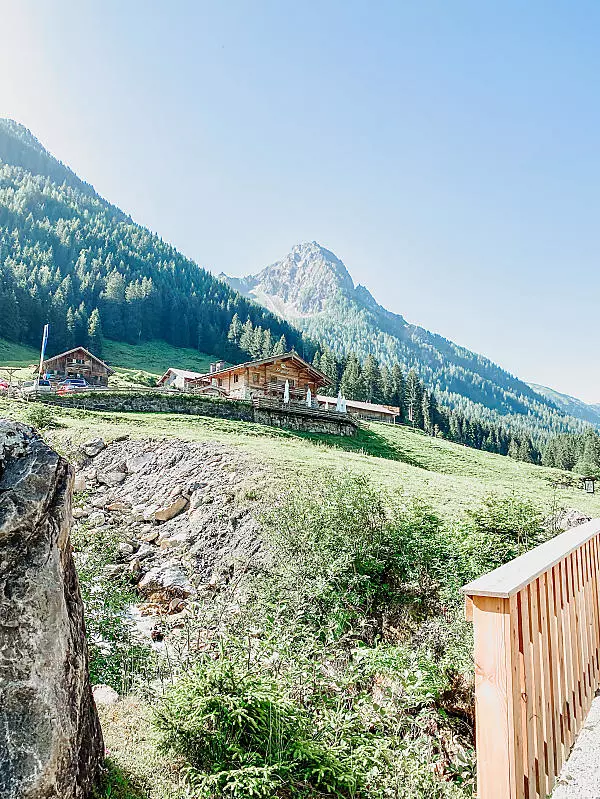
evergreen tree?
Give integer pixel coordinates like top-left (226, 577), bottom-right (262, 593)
top-left (87, 308), bottom-right (103, 355)
top-left (340, 353), bottom-right (364, 400)
top-left (362, 354), bottom-right (383, 403)
top-left (262, 329), bottom-right (273, 358)
top-left (404, 369), bottom-right (423, 427)
top-left (273, 334), bottom-right (287, 355)
top-left (239, 319), bottom-right (254, 353)
top-left (227, 312), bottom-right (242, 344)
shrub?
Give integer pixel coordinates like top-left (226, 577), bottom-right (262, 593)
top-left (259, 475), bottom-right (450, 640)
top-left (457, 493), bottom-right (547, 580)
top-left (154, 656), bottom-right (359, 798)
top-left (23, 403), bottom-right (62, 430)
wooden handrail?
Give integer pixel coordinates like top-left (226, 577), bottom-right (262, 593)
top-left (463, 519), bottom-right (600, 798)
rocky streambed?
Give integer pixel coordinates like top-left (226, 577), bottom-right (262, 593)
top-left (72, 436), bottom-right (266, 630)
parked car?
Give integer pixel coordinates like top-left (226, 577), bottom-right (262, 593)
top-left (0, 379), bottom-right (9, 392)
top-left (21, 379), bottom-right (52, 395)
top-left (58, 378), bottom-right (89, 388)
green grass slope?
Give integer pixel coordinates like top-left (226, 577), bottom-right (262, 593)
top-left (2, 397), bottom-right (598, 522)
top-left (0, 337), bottom-right (217, 384)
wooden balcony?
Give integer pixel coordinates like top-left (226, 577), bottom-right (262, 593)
top-left (463, 519), bottom-right (600, 798)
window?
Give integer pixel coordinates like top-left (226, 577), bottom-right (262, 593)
top-left (233, 374), bottom-right (239, 383)
top-left (218, 378), bottom-right (223, 387)
top-left (289, 379), bottom-right (295, 387)
top-left (252, 373), bottom-right (260, 383)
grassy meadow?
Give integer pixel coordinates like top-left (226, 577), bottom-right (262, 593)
top-left (0, 337), bottom-right (216, 385)
top-left (1, 395), bottom-right (597, 522)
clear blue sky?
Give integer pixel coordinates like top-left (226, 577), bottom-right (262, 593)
top-left (2, 1), bottom-right (599, 400)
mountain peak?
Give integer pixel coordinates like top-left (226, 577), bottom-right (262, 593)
top-left (221, 242), bottom-right (355, 317)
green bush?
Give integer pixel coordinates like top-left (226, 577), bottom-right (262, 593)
top-left (23, 403), bottom-right (62, 430)
top-left (155, 656), bottom-right (359, 798)
top-left (457, 493), bottom-right (547, 580)
top-left (260, 475), bottom-right (449, 640)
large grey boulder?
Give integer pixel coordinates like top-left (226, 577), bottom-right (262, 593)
top-left (0, 420), bottom-right (103, 798)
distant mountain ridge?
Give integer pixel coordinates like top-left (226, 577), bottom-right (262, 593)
top-left (221, 242), bottom-right (592, 438)
top-left (528, 383), bottom-right (600, 427)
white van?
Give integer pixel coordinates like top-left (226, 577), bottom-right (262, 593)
top-left (21, 379), bottom-right (53, 395)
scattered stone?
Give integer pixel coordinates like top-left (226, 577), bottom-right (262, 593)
top-left (141, 529), bottom-right (159, 543)
top-left (106, 500), bottom-right (130, 512)
top-left (91, 495), bottom-right (108, 508)
top-left (92, 684), bottom-right (119, 706)
top-left (103, 564), bottom-right (122, 578)
top-left (73, 473), bottom-right (87, 492)
top-left (82, 437), bottom-right (106, 457)
top-left (138, 562), bottom-right (194, 598)
top-left (154, 495), bottom-right (189, 522)
top-left (126, 452), bottom-right (155, 473)
top-left (546, 508), bottom-right (592, 533)
top-left (118, 542), bottom-right (135, 557)
top-left (87, 511), bottom-right (106, 527)
top-left (98, 470), bottom-right (127, 486)
top-left (72, 507), bottom-right (89, 519)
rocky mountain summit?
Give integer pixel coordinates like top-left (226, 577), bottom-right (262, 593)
top-left (0, 421), bottom-right (103, 799)
top-left (222, 241), bottom-right (361, 317)
top-left (72, 437), bottom-right (266, 629)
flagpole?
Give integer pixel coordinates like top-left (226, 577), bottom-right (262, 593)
top-left (37, 324), bottom-right (49, 383)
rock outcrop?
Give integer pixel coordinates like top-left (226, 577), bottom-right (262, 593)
top-left (0, 420), bottom-right (103, 799)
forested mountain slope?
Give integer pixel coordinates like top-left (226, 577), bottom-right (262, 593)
top-left (222, 241), bottom-right (588, 438)
top-left (0, 120), bottom-right (313, 361)
top-left (529, 383), bottom-right (600, 427)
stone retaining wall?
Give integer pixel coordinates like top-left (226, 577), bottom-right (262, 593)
top-left (37, 392), bottom-right (358, 436)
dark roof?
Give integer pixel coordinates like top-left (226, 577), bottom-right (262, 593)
top-left (196, 351), bottom-right (331, 385)
top-left (42, 346), bottom-right (115, 375)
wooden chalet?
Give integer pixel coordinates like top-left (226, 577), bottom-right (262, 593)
top-left (317, 395), bottom-right (399, 423)
top-left (41, 346), bottom-right (114, 386)
top-left (191, 352), bottom-right (331, 401)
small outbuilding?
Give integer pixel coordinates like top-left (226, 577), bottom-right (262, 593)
top-left (317, 395), bottom-right (399, 423)
top-left (157, 368), bottom-right (207, 391)
top-left (41, 346), bottom-right (114, 386)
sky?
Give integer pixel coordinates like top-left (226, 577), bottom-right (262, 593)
top-left (1, 1), bottom-right (599, 400)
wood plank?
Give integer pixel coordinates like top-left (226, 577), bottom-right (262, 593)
top-left (567, 552), bottom-right (584, 722)
top-left (465, 594), bottom-right (473, 622)
top-left (560, 557), bottom-right (576, 745)
top-left (462, 520), bottom-right (600, 598)
top-left (529, 580), bottom-right (547, 798)
top-left (472, 596), bottom-right (514, 799)
top-left (590, 535), bottom-right (600, 678)
top-left (552, 563), bottom-right (570, 756)
top-left (519, 587), bottom-right (537, 798)
top-left (508, 593), bottom-right (525, 798)
top-left (538, 572), bottom-right (555, 785)
top-left (546, 568), bottom-right (563, 775)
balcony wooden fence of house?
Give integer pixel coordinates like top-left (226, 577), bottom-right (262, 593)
top-left (462, 519), bottom-right (600, 799)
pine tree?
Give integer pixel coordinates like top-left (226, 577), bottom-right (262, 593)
top-left (273, 334), bottom-right (286, 355)
top-left (239, 319), bottom-right (254, 353)
top-left (312, 352), bottom-right (321, 371)
top-left (87, 308), bottom-right (103, 355)
top-left (261, 329), bottom-right (273, 358)
top-left (227, 312), bottom-right (242, 344)
top-left (390, 364), bottom-right (405, 418)
top-left (319, 351), bottom-right (340, 393)
top-left (422, 389), bottom-right (434, 435)
top-left (340, 353), bottom-right (364, 400)
top-left (404, 369), bottom-right (423, 427)
top-left (362, 354), bottom-right (383, 403)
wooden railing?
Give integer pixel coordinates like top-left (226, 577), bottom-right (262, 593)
top-left (463, 519), bottom-right (600, 799)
